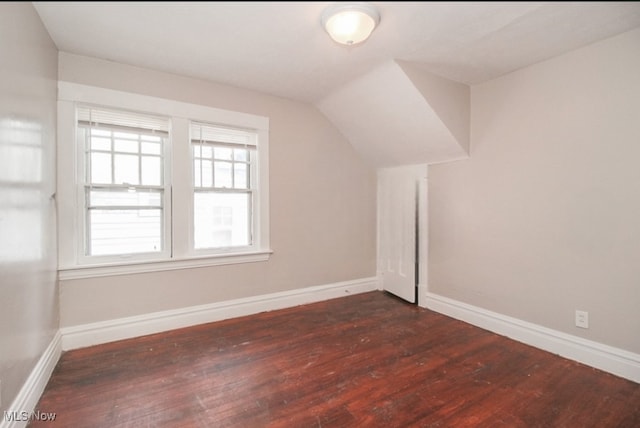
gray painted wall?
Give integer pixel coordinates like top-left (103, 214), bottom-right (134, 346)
top-left (57, 52), bottom-right (377, 327)
top-left (0, 2), bottom-right (59, 414)
top-left (429, 28), bottom-right (640, 354)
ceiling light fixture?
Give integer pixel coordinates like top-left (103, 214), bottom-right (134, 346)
top-left (321, 3), bottom-right (380, 46)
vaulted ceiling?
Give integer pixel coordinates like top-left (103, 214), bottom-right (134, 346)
top-left (33, 2), bottom-right (640, 167)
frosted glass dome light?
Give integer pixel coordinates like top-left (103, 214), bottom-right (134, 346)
top-left (322, 3), bottom-right (380, 46)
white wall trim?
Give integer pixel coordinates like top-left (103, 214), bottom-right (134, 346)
top-left (57, 81), bottom-right (269, 130)
top-left (2, 331), bottom-right (62, 428)
top-left (424, 292), bottom-right (640, 384)
top-left (61, 277), bottom-right (378, 351)
top-left (58, 250), bottom-right (273, 280)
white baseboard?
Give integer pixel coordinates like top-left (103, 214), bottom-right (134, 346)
top-left (2, 331), bottom-right (62, 428)
top-left (424, 292), bottom-right (640, 384)
top-left (61, 277), bottom-right (378, 351)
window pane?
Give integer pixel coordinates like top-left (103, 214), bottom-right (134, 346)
top-left (89, 189), bottom-right (162, 208)
top-left (91, 129), bottom-right (110, 137)
top-left (141, 135), bottom-right (161, 143)
top-left (90, 152), bottom-right (112, 184)
top-left (194, 159), bottom-right (202, 187)
top-left (214, 161), bottom-right (232, 188)
top-left (88, 209), bottom-right (162, 255)
top-left (141, 141), bottom-right (161, 155)
top-left (114, 154), bottom-right (139, 185)
top-left (114, 139), bottom-right (139, 153)
top-left (194, 192), bottom-right (250, 249)
top-left (233, 149), bottom-right (247, 162)
top-left (202, 145), bottom-right (213, 159)
top-left (91, 137), bottom-right (111, 151)
top-left (141, 156), bottom-right (161, 186)
top-left (234, 163), bottom-right (248, 189)
top-left (214, 147), bottom-right (232, 160)
top-left (213, 206), bottom-right (232, 226)
top-left (202, 159), bottom-right (213, 187)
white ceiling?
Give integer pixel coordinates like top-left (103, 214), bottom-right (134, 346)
top-left (33, 1), bottom-right (640, 104)
top-left (32, 1), bottom-right (640, 167)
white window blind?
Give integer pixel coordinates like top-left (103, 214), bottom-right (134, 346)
top-left (77, 107), bottom-right (170, 135)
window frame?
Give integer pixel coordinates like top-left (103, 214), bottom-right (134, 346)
top-left (75, 106), bottom-right (172, 265)
top-left (57, 82), bottom-right (271, 280)
top-left (190, 122), bottom-right (258, 254)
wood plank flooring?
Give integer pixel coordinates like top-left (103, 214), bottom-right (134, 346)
top-left (31, 291), bottom-right (640, 427)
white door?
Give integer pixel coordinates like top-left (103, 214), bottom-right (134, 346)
top-left (378, 165), bottom-right (427, 303)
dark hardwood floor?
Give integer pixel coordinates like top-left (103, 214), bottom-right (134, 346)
top-left (31, 291), bottom-right (639, 427)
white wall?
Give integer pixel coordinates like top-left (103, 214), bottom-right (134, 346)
top-left (429, 28), bottom-right (640, 354)
top-left (0, 2), bottom-right (58, 414)
top-left (57, 53), bottom-right (377, 327)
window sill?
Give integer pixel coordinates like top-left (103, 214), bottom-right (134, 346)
top-left (58, 250), bottom-right (273, 280)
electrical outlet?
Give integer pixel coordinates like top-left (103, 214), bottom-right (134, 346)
top-left (575, 310), bottom-right (589, 329)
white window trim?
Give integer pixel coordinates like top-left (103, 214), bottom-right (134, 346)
top-left (57, 251), bottom-right (273, 280)
top-left (57, 82), bottom-right (271, 279)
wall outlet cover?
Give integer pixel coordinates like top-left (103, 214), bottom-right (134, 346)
top-left (575, 310), bottom-right (589, 329)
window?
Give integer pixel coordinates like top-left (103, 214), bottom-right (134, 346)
top-left (78, 107), bottom-right (170, 259)
top-left (57, 82), bottom-right (271, 279)
top-left (191, 122), bottom-right (256, 251)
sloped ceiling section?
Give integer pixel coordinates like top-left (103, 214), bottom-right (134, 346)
top-left (316, 60), bottom-right (470, 168)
